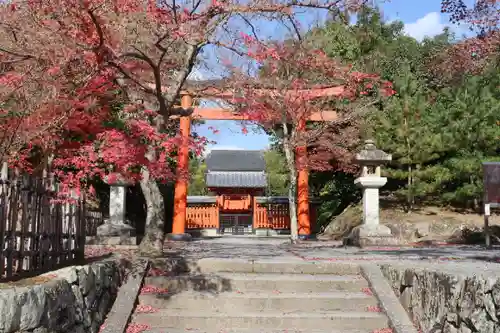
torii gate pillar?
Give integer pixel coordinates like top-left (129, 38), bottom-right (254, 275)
top-left (296, 119), bottom-right (311, 238)
top-left (167, 94), bottom-right (193, 241)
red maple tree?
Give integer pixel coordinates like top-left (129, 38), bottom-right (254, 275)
top-left (225, 40), bottom-right (394, 241)
top-left (436, 0), bottom-right (499, 81)
top-left (0, 0), bottom-right (373, 253)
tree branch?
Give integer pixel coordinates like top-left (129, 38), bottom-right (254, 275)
top-left (237, 14), bottom-right (262, 42)
top-left (0, 46), bottom-right (34, 62)
top-left (86, 8), bottom-right (104, 51)
top-left (287, 14), bottom-right (302, 41)
top-left (108, 61), bottom-right (155, 94)
top-left (208, 41), bottom-right (247, 57)
top-left (161, 43), bottom-right (200, 116)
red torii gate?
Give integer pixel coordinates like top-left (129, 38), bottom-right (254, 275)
top-left (168, 82), bottom-right (342, 240)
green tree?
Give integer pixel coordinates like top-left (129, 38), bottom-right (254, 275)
top-left (371, 72), bottom-right (447, 211)
top-left (188, 158), bottom-right (208, 196)
top-left (372, 72), bottom-right (500, 210)
top-left (263, 149), bottom-right (289, 196)
top-left (433, 74), bottom-right (500, 208)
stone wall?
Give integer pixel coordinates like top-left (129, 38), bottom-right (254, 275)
top-left (0, 259), bottom-right (127, 333)
top-left (380, 263), bottom-right (500, 333)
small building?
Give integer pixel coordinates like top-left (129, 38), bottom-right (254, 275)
top-left (186, 150), bottom-right (318, 236)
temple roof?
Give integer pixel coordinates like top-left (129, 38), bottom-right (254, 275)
top-left (206, 171), bottom-right (267, 188)
top-left (205, 150), bottom-right (267, 188)
top-left (206, 150), bottom-right (266, 172)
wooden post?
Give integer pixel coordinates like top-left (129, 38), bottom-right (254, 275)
top-left (171, 94), bottom-right (192, 240)
top-left (296, 119), bottom-right (311, 237)
top-left (484, 203), bottom-right (491, 248)
top-left (1, 162), bottom-right (7, 181)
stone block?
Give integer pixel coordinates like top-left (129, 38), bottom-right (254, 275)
top-left (254, 228), bottom-right (278, 237)
top-left (43, 280), bottom-right (76, 331)
top-left (347, 224), bottom-right (399, 247)
top-left (86, 236), bottom-right (137, 246)
top-left (187, 228), bottom-right (219, 238)
top-left (443, 322), bottom-right (458, 333)
top-left (57, 266), bottom-right (80, 284)
top-left (97, 220), bottom-right (135, 237)
top-left (78, 266), bottom-right (96, 296)
top-left (380, 263), bottom-right (500, 333)
top-left (400, 286), bottom-right (412, 310)
top-left (0, 286), bottom-right (48, 332)
top-left (0, 260), bottom-right (128, 333)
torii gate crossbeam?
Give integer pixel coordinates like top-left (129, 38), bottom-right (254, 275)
top-left (168, 86), bottom-right (340, 241)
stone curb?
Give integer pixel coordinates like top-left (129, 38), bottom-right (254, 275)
top-left (101, 259), bottom-right (149, 333)
top-left (360, 263), bottom-right (418, 333)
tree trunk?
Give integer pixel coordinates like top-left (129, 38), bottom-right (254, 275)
top-left (287, 168), bottom-right (299, 244)
top-left (138, 167), bottom-right (165, 256)
top-left (407, 164), bottom-right (413, 213)
top-left (115, 44), bottom-right (199, 256)
top-left (403, 109), bottom-right (414, 213)
top-left (282, 123), bottom-right (299, 244)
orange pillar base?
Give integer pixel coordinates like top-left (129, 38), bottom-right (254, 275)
top-left (296, 119), bottom-right (311, 238)
top-left (169, 95), bottom-right (193, 241)
top-left (297, 168), bottom-right (311, 237)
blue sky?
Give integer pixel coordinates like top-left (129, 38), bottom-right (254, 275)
top-left (193, 0), bottom-right (466, 155)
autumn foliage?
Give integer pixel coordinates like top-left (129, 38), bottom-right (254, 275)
top-left (0, 0), bottom-right (380, 199)
top-left (228, 39), bottom-right (394, 172)
top-left (436, 0), bottom-right (499, 81)
top-left (0, 0), bottom-right (214, 196)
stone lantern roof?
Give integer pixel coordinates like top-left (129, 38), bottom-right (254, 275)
top-left (355, 139), bottom-right (392, 166)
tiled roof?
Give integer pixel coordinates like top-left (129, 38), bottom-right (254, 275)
top-left (187, 196), bottom-right (217, 203)
top-left (205, 150), bottom-right (266, 172)
top-left (206, 171), bottom-right (267, 188)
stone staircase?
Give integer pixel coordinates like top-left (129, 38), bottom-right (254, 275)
top-left (130, 259), bottom-right (391, 332)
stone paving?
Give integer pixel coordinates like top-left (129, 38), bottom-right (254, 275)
top-left (161, 235), bottom-right (500, 269)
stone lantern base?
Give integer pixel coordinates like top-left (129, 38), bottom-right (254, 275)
top-left (345, 224), bottom-right (399, 247)
top-left (86, 218), bottom-right (137, 246)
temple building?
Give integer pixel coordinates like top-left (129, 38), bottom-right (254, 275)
top-left (186, 150), bottom-right (318, 236)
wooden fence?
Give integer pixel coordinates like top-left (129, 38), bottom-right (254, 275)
top-left (85, 210), bottom-right (104, 236)
top-left (254, 202), bottom-right (291, 229)
top-left (186, 204), bottom-right (219, 229)
top-left (0, 177), bottom-right (86, 281)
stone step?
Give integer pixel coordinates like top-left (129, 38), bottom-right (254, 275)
top-left (144, 273), bottom-right (367, 293)
top-left (142, 328), bottom-right (377, 333)
top-left (192, 258), bottom-right (361, 275)
top-left (138, 290), bottom-right (378, 312)
top-left (132, 310), bottom-right (388, 330)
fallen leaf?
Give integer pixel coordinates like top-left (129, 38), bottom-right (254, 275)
top-left (140, 284), bottom-right (169, 294)
top-left (126, 323), bottom-right (151, 333)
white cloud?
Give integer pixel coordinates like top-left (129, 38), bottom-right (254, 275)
top-left (203, 145), bottom-right (245, 157)
top-left (404, 12), bottom-right (446, 41)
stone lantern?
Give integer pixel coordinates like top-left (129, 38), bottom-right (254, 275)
top-left (94, 174), bottom-right (136, 245)
top-left (347, 139), bottom-right (397, 247)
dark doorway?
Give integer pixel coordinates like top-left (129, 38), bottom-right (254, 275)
top-left (219, 214), bottom-right (253, 235)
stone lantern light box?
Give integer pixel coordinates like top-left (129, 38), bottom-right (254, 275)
top-left (355, 139), bottom-right (391, 177)
top-left (91, 174), bottom-right (136, 245)
top-left (346, 139), bottom-right (398, 247)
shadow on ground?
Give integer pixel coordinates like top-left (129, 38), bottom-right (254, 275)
top-left (143, 255), bottom-right (234, 305)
